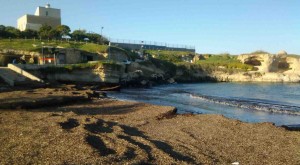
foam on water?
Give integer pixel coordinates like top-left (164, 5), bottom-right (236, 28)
top-left (189, 93), bottom-right (300, 116)
top-left (108, 83), bottom-right (300, 125)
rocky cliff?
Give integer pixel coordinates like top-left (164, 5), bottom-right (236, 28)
top-left (116, 51), bottom-right (300, 84)
top-left (228, 51), bottom-right (300, 82)
top-left (4, 48), bottom-right (300, 84)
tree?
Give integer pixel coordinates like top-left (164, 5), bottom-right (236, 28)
top-left (101, 36), bottom-right (109, 45)
top-left (71, 30), bottom-right (109, 44)
top-left (49, 29), bottom-right (60, 39)
top-left (20, 29), bottom-right (38, 38)
top-left (86, 33), bottom-right (101, 43)
top-left (0, 25), bottom-right (8, 38)
top-left (71, 29), bottom-right (87, 41)
top-left (38, 24), bottom-right (53, 39)
top-left (5, 26), bottom-right (21, 38)
top-left (56, 25), bottom-right (71, 37)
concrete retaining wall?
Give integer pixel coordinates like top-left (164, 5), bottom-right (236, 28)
top-left (16, 63), bottom-right (124, 84)
top-left (8, 64), bottom-right (44, 82)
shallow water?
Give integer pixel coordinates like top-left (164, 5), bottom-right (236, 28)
top-left (108, 83), bottom-right (300, 125)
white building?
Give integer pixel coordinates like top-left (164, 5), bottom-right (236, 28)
top-left (17, 4), bottom-right (61, 31)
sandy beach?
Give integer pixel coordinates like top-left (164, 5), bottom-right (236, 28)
top-left (0, 87), bottom-right (300, 164)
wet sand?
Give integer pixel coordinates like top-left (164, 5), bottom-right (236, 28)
top-left (0, 87), bottom-right (300, 164)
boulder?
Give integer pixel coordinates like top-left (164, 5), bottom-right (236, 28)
top-left (167, 78), bottom-right (176, 84)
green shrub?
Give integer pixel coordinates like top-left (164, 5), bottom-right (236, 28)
top-left (196, 55), bottom-right (254, 72)
top-left (145, 50), bottom-right (194, 63)
top-left (35, 61), bottom-right (121, 74)
top-left (0, 39), bottom-right (108, 53)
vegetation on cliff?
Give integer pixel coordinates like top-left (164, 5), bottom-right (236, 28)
top-left (2, 37), bottom-right (299, 83)
top-left (145, 50), bottom-right (194, 63)
top-left (144, 50), bottom-right (254, 75)
top-left (0, 24), bottom-right (108, 44)
top-left (27, 61), bottom-right (122, 74)
top-left (0, 39), bottom-right (109, 53)
top-left (196, 54), bottom-right (254, 72)
top-left (139, 57), bottom-right (177, 77)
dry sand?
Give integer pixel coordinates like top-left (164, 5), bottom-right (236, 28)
top-left (0, 87), bottom-right (300, 164)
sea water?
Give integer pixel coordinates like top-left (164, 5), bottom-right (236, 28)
top-left (108, 83), bottom-right (300, 125)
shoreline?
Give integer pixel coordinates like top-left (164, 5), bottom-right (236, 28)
top-left (0, 86), bottom-right (300, 164)
top-left (108, 82), bottom-right (300, 126)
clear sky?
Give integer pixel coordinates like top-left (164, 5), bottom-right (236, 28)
top-left (0, 0), bottom-right (299, 54)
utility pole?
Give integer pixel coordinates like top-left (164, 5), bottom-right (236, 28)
top-left (101, 27), bottom-right (104, 36)
top-left (108, 41), bottom-right (111, 61)
top-left (141, 41), bottom-right (144, 59)
top-left (101, 27), bottom-right (104, 44)
top-left (41, 46), bottom-right (44, 65)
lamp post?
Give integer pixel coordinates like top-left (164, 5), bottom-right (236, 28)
top-left (140, 41), bottom-right (144, 59)
top-left (101, 27), bottom-right (104, 36)
top-left (108, 41), bottom-right (111, 61)
top-left (157, 50), bottom-right (160, 58)
top-left (100, 27), bottom-right (104, 44)
top-left (41, 42), bottom-right (45, 65)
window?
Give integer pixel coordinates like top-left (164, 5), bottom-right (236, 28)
top-left (46, 11), bottom-right (48, 16)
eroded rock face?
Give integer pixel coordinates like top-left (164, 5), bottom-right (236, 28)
top-left (286, 57), bottom-right (300, 74)
top-left (213, 72), bottom-right (300, 83)
top-left (237, 53), bottom-right (299, 74)
top-left (0, 49), bottom-right (40, 56)
top-left (100, 49), bottom-right (129, 62)
top-left (221, 52), bottom-right (300, 82)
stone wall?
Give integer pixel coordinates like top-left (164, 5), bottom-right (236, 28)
top-left (0, 48), bottom-right (103, 66)
top-left (19, 63), bottom-right (125, 84)
top-left (61, 49), bottom-right (81, 64)
top-left (100, 49), bottom-right (129, 62)
top-left (0, 49), bottom-right (40, 66)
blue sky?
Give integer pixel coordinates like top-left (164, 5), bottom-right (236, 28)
top-left (0, 0), bottom-right (299, 54)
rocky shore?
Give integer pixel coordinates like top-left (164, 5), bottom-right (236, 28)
top-left (0, 86), bottom-right (300, 164)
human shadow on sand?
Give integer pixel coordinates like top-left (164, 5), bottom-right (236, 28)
top-left (85, 135), bottom-right (116, 156)
top-left (59, 118), bottom-right (80, 130)
top-left (83, 118), bottom-right (196, 163)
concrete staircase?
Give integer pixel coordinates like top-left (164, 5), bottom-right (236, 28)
top-left (0, 66), bottom-right (43, 87)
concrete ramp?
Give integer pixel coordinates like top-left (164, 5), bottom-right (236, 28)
top-left (0, 66), bottom-right (43, 87)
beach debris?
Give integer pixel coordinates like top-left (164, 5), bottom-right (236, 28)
top-left (98, 85), bottom-right (121, 91)
top-left (232, 162), bottom-right (239, 165)
top-left (167, 78), bottom-right (176, 84)
top-left (140, 80), bottom-right (148, 85)
top-left (86, 91), bottom-right (107, 99)
top-left (156, 108), bottom-right (177, 120)
top-left (72, 91), bottom-right (81, 95)
top-left (282, 124), bottom-right (300, 131)
top-left (59, 118), bottom-right (80, 130)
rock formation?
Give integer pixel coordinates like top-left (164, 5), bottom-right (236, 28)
top-left (231, 51), bottom-right (300, 82)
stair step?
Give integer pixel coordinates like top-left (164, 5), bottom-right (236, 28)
top-left (0, 67), bottom-right (43, 87)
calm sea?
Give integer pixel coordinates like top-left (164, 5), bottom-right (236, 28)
top-left (108, 83), bottom-right (300, 126)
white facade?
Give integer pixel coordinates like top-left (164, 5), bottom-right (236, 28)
top-left (17, 18), bottom-right (42, 31)
top-left (34, 4), bottom-right (61, 18)
top-left (17, 15), bottom-right (28, 31)
top-left (17, 4), bottom-right (61, 31)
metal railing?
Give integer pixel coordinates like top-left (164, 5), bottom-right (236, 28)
top-left (109, 38), bottom-right (195, 50)
top-left (0, 38), bottom-right (196, 52)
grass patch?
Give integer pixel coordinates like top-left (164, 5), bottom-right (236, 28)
top-left (145, 50), bottom-right (194, 63)
top-left (248, 50), bottom-right (270, 55)
top-left (287, 54), bottom-right (300, 59)
top-left (196, 54), bottom-right (254, 72)
top-left (0, 39), bottom-right (108, 53)
top-left (32, 61), bottom-right (121, 74)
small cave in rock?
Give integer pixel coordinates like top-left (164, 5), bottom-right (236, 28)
top-left (278, 61), bottom-right (290, 71)
top-left (244, 58), bottom-right (262, 66)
